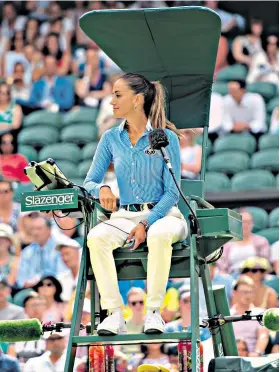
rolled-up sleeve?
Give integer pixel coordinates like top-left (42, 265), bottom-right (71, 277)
top-left (83, 131), bottom-right (112, 199)
top-left (146, 131), bottom-right (181, 226)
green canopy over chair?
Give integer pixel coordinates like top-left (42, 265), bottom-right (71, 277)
top-left (213, 134), bottom-right (257, 155)
top-left (80, 6), bottom-right (221, 129)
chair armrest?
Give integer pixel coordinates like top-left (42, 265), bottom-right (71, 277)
top-left (189, 195), bottom-right (215, 209)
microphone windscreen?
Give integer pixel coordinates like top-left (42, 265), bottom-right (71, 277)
top-left (0, 318), bottom-right (42, 342)
top-left (263, 308), bottom-right (279, 332)
top-left (148, 129), bottom-right (169, 150)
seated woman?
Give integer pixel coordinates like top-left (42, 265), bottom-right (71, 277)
top-left (75, 48), bottom-right (111, 107)
top-left (33, 275), bottom-right (66, 322)
top-left (217, 209), bottom-right (270, 276)
top-left (237, 257), bottom-right (278, 309)
top-left (129, 344), bottom-right (170, 371)
top-left (180, 129), bottom-right (202, 180)
top-left (247, 34), bottom-right (279, 85)
top-left (0, 131), bottom-right (29, 183)
top-left (0, 223), bottom-right (19, 287)
top-left (232, 18), bottom-right (264, 68)
top-left (0, 83), bottom-right (22, 135)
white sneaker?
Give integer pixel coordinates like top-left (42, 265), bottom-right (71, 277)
top-left (97, 311), bottom-right (127, 336)
top-left (144, 311), bottom-right (165, 334)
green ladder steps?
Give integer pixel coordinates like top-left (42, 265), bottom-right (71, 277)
top-left (71, 332), bottom-right (194, 346)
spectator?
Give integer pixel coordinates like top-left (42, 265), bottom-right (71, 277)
top-left (23, 18), bottom-right (44, 51)
top-left (214, 35), bottom-right (229, 78)
top-left (269, 106), bottom-right (279, 134)
top-left (40, 1), bottom-right (74, 52)
top-left (75, 48), bottom-right (111, 107)
top-left (230, 275), bottom-right (269, 356)
top-left (42, 32), bottom-right (71, 76)
top-left (179, 129), bottom-right (202, 180)
top-left (8, 293), bottom-right (46, 364)
top-left (204, 1), bottom-right (245, 37)
top-left (0, 351), bottom-right (20, 372)
top-left (23, 44), bottom-right (44, 85)
top-left (232, 18), bottom-right (264, 67)
top-left (0, 223), bottom-right (19, 286)
top-left (16, 214), bottom-right (68, 288)
top-left (0, 131), bottom-right (30, 183)
top-left (217, 209), bottom-right (270, 276)
top-left (223, 79), bottom-right (266, 135)
top-left (0, 279), bottom-right (25, 320)
top-left (16, 212), bottom-right (41, 251)
top-left (23, 332), bottom-right (83, 372)
top-left (56, 236), bottom-right (81, 302)
top-left (0, 82), bottom-right (23, 135)
top-left (270, 240), bottom-right (279, 275)
top-left (0, 180), bottom-right (21, 232)
top-left (247, 34), bottom-right (279, 85)
top-left (208, 92), bottom-right (224, 141)
top-left (21, 55), bottom-right (74, 112)
top-left (0, 2), bottom-right (26, 40)
top-left (10, 62), bottom-right (31, 101)
top-left (52, 213), bottom-right (78, 240)
top-left (236, 338), bottom-right (249, 357)
top-left (209, 262), bottom-right (234, 302)
top-left (2, 31), bottom-right (27, 78)
top-left (33, 275), bottom-right (66, 322)
top-left (238, 257), bottom-right (278, 309)
top-left (129, 344), bottom-right (170, 371)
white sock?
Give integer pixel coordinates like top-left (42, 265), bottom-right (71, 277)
top-left (108, 307), bottom-right (121, 315)
top-left (147, 307), bottom-right (160, 315)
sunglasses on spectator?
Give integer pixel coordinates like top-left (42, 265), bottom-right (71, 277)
top-left (129, 300), bottom-right (144, 306)
top-left (242, 268), bottom-right (266, 274)
top-left (39, 281), bottom-right (54, 287)
top-left (0, 189), bottom-right (12, 194)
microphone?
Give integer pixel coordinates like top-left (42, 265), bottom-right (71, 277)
top-left (0, 319), bottom-right (83, 342)
top-left (263, 308), bottom-right (279, 332)
top-left (148, 129), bottom-right (173, 171)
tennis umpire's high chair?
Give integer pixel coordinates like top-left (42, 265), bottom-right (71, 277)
top-left (64, 6), bottom-right (243, 372)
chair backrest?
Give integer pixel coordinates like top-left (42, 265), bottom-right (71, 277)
top-left (178, 179), bottom-right (204, 217)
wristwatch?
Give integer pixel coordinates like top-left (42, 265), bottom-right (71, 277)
top-left (139, 220), bottom-right (149, 231)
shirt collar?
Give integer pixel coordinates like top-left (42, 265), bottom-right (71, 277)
top-left (118, 118), bottom-right (153, 132)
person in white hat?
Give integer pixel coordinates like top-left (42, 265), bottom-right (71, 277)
top-left (56, 235), bottom-right (81, 302)
top-left (0, 223), bottom-right (19, 286)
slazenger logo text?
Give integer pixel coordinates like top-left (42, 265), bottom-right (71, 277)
top-left (25, 193), bottom-right (74, 207)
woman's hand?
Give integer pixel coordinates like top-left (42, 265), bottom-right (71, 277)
top-left (99, 186), bottom-right (117, 211)
top-left (127, 224), bottom-right (146, 250)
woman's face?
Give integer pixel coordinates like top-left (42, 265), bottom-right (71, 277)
top-left (251, 22), bottom-right (263, 37)
top-left (0, 85), bottom-right (10, 105)
top-left (267, 35), bottom-right (278, 55)
top-left (14, 32), bottom-right (24, 51)
top-left (241, 212), bottom-right (253, 237)
top-left (0, 133), bottom-right (14, 155)
top-left (27, 19), bottom-right (38, 35)
top-left (47, 35), bottom-right (59, 55)
top-left (110, 79), bottom-right (138, 119)
top-left (37, 279), bottom-right (57, 298)
top-left (147, 343), bottom-right (161, 352)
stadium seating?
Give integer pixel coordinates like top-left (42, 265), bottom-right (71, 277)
top-left (38, 143), bottom-right (81, 164)
top-left (266, 96), bottom-right (279, 115)
top-left (246, 82), bottom-right (277, 102)
top-left (207, 151), bottom-right (250, 174)
top-left (62, 107), bottom-right (99, 127)
top-left (23, 110), bottom-right (62, 129)
top-left (231, 169), bottom-right (276, 190)
top-left (60, 123), bottom-right (99, 145)
top-left (205, 172), bottom-right (230, 192)
top-left (216, 64), bottom-right (247, 82)
top-left (259, 133), bottom-right (279, 150)
top-left (82, 142), bottom-right (99, 160)
top-left (13, 288), bottom-right (34, 307)
top-left (196, 136), bottom-right (212, 155)
top-left (18, 145), bottom-right (38, 162)
top-left (211, 82), bottom-right (228, 96)
top-left (250, 149), bottom-right (279, 172)
top-left (55, 160), bottom-right (80, 179)
top-left (78, 159), bottom-right (92, 178)
top-left (269, 207), bottom-right (279, 227)
top-left (257, 227), bottom-right (279, 244)
top-left (246, 206), bottom-right (269, 232)
top-left (213, 134), bottom-right (256, 155)
top-left (18, 127), bottom-right (59, 147)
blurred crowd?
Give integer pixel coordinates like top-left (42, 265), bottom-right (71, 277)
top-left (0, 1), bottom-right (278, 371)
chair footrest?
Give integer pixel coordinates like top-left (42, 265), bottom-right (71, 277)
top-left (72, 332), bottom-right (193, 346)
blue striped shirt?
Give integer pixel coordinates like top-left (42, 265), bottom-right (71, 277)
top-left (84, 120), bottom-right (181, 226)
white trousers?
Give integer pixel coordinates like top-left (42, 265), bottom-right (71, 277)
top-left (87, 206), bottom-right (188, 310)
